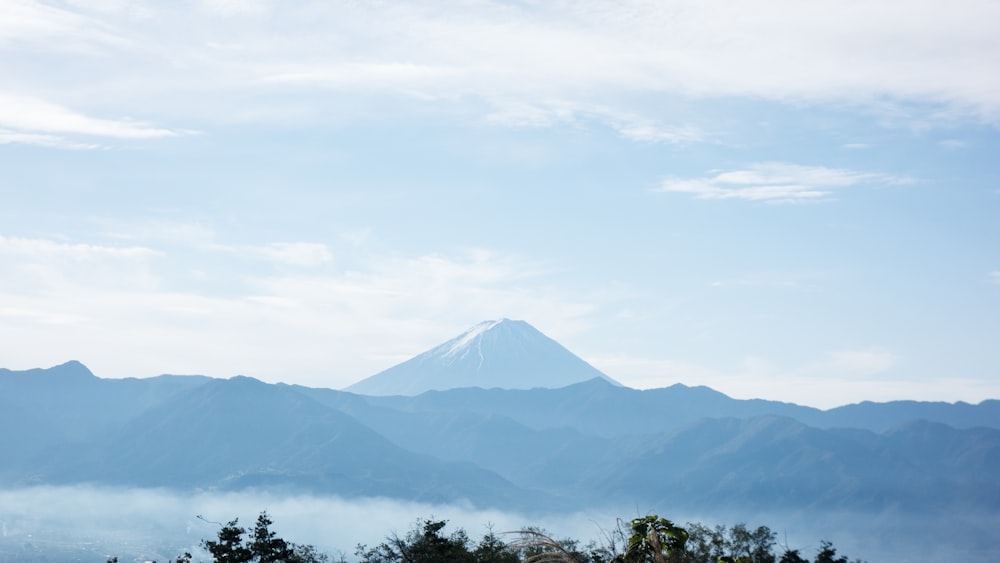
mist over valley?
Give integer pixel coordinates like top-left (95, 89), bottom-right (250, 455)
top-left (2, 321), bottom-right (998, 562)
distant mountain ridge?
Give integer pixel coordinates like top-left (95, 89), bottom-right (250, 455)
top-left (345, 319), bottom-right (620, 395)
top-left (4, 360), bottom-right (1000, 561)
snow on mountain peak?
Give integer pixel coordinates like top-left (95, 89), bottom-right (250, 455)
top-left (345, 319), bottom-right (620, 396)
top-left (443, 319), bottom-right (506, 359)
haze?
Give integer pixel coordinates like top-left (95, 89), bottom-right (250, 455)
top-left (2, 1), bottom-right (1000, 407)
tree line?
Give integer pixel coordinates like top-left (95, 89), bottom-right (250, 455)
top-left (109, 511), bottom-right (864, 563)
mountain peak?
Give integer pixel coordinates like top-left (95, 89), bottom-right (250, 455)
top-left (2, 360), bottom-right (97, 380)
top-left (442, 318), bottom-right (511, 359)
top-left (346, 319), bottom-right (620, 396)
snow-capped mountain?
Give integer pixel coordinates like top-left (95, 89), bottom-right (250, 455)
top-left (345, 318), bottom-right (620, 396)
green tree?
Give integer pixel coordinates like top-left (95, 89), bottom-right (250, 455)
top-left (356, 518), bottom-right (475, 563)
top-left (473, 527), bottom-right (519, 563)
top-left (201, 512), bottom-right (329, 563)
top-left (250, 512), bottom-right (294, 563)
top-left (679, 523), bottom-right (721, 563)
top-left (613, 515), bottom-right (689, 563)
top-left (814, 541), bottom-right (847, 563)
top-left (507, 528), bottom-right (594, 563)
top-left (778, 549), bottom-right (808, 563)
top-left (203, 519), bottom-right (253, 563)
top-left (725, 524), bottom-right (776, 563)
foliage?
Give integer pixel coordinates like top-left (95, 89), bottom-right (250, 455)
top-left (681, 522), bottom-right (775, 563)
top-left (355, 518), bottom-right (476, 563)
top-left (778, 549), bottom-right (808, 563)
top-left (507, 527), bottom-right (596, 563)
top-left (612, 516), bottom-right (689, 563)
top-left (474, 527), bottom-right (520, 563)
top-left (201, 511), bottom-right (330, 563)
top-left (110, 511), bottom-right (864, 563)
top-left (813, 541), bottom-right (849, 563)
top-left (203, 519), bottom-right (253, 563)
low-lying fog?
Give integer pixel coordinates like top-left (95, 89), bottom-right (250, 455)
top-left (0, 486), bottom-right (633, 562)
top-left (1, 486), bottom-right (996, 562)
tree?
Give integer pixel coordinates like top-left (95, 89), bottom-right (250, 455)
top-left (201, 512), bottom-right (329, 563)
top-left (203, 519), bottom-right (253, 563)
top-left (814, 541), bottom-right (847, 563)
top-left (613, 516), bottom-right (689, 563)
top-left (725, 524), bottom-right (776, 563)
top-left (778, 549), bottom-right (808, 563)
top-left (473, 526), bottom-right (519, 563)
top-left (250, 512), bottom-right (294, 563)
top-left (356, 518), bottom-right (475, 563)
top-left (679, 523), bottom-right (726, 563)
top-left (111, 511), bottom-right (863, 563)
top-left (510, 528), bottom-right (598, 563)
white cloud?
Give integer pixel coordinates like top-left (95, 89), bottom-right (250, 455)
top-left (0, 238), bottom-right (600, 385)
top-left (989, 271), bottom-right (1000, 284)
top-left (0, 0), bottom-right (108, 43)
top-left (615, 121), bottom-right (704, 144)
top-left (939, 139), bottom-right (967, 149)
top-left (0, 236), bottom-right (163, 301)
top-left (0, 235), bottom-right (159, 260)
top-left (3, 0), bottom-right (998, 137)
top-left (0, 93), bottom-right (181, 147)
top-left (0, 305), bottom-right (87, 326)
top-left (656, 162), bottom-right (910, 203)
top-left (0, 128), bottom-right (99, 149)
top-left (198, 0), bottom-right (269, 17)
top-left (264, 62), bottom-right (462, 91)
top-left (484, 99), bottom-right (704, 143)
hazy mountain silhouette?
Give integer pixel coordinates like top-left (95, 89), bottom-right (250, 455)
top-left (13, 372), bottom-right (543, 508)
top-left (3, 357), bottom-right (999, 558)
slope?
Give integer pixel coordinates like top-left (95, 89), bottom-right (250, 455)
top-left (36, 375), bottom-right (540, 508)
top-left (345, 319), bottom-right (619, 395)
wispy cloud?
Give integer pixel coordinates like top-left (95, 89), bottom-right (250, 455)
top-left (3, 0), bottom-right (997, 139)
top-left (0, 129), bottom-right (99, 150)
top-left (0, 93), bottom-right (183, 148)
top-left (208, 242), bottom-right (334, 268)
top-left (0, 0), bottom-right (116, 44)
top-left (198, 0), bottom-right (270, 17)
top-left (0, 235), bottom-right (160, 260)
top-left (939, 139), bottom-right (967, 149)
top-left (990, 271), bottom-right (1000, 284)
top-left (485, 99), bottom-right (704, 144)
top-left (0, 236), bottom-right (600, 384)
top-left (264, 62), bottom-right (462, 91)
top-left (656, 162), bottom-right (911, 203)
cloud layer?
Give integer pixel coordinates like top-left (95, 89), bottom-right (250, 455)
top-left (3, 0), bottom-right (1000, 148)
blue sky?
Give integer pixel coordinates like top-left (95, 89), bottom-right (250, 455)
top-left (1, 0), bottom-right (998, 407)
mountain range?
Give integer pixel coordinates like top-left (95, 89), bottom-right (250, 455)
top-left (2, 319), bottom-right (999, 561)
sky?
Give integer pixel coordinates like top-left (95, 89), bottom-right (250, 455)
top-left (1, 0), bottom-right (998, 408)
